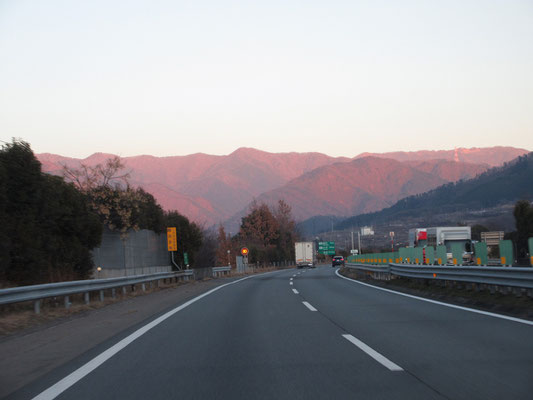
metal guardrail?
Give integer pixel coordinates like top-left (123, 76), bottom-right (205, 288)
top-left (212, 266), bottom-right (231, 277)
top-left (0, 270), bottom-right (193, 313)
top-left (345, 263), bottom-right (533, 289)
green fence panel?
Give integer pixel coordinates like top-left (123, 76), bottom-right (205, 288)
top-left (436, 245), bottom-right (447, 265)
top-left (399, 248), bottom-right (408, 263)
top-left (425, 246), bottom-right (435, 265)
top-left (451, 242), bottom-right (463, 265)
top-left (413, 247), bottom-right (423, 264)
top-left (407, 247), bottom-right (415, 264)
top-left (393, 251), bottom-right (399, 263)
top-left (529, 238), bottom-right (533, 266)
top-left (474, 242), bottom-right (488, 266)
top-left (499, 240), bottom-right (513, 266)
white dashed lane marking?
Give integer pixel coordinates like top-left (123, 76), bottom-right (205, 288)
top-left (302, 301), bottom-right (317, 312)
top-left (342, 334), bottom-right (403, 371)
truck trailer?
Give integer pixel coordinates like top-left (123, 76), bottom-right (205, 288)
top-left (295, 242), bottom-right (316, 268)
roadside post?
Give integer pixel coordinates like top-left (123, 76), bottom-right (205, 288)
top-left (241, 247), bottom-right (249, 266)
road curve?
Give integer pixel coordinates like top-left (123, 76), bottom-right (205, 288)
top-left (9, 266), bottom-right (533, 400)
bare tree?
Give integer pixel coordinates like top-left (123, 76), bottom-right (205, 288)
top-left (62, 156), bottom-right (130, 191)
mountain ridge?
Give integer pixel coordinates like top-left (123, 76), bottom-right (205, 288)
top-left (37, 146), bottom-right (528, 227)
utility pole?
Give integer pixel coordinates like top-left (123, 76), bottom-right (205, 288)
top-left (358, 231), bottom-right (361, 254)
top-left (351, 231), bottom-right (354, 252)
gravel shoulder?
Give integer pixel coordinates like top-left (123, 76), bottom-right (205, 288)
top-left (0, 277), bottom-right (242, 398)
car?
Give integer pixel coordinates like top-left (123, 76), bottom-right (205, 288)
top-left (332, 256), bottom-right (345, 267)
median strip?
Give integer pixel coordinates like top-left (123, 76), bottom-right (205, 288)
top-left (342, 334), bottom-right (403, 372)
top-left (302, 301), bottom-right (317, 311)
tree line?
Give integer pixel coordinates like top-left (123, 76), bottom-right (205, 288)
top-left (0, 140), bottom-right (203, 286)
top-left (0, 140), bottom-right (300, 286)
top-left (216, 199), bottom-right (300, 266)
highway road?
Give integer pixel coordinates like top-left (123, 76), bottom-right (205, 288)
top-left (10, 266), bottom-right (533, 400)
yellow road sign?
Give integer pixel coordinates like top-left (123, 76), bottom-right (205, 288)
top-left (167, 227), bottom-right (177, 252)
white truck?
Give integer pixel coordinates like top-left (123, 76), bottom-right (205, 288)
top-left (409, 226), bottom-right (473, 263)
top-left (295, 242), bottom-right (316, 268)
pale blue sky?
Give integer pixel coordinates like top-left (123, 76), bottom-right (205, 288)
top-left (1, 0), bottom-right (532, 157)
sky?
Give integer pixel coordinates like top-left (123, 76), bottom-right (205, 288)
top-left (1, 0), bottom-right (532, 158)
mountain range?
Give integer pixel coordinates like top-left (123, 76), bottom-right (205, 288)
top-left (37, 146), bottom-right (529, 229)
top-left (336, 152), bottom-right (533, 231)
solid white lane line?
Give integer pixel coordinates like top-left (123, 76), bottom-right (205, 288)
top-left (290, 278), bottom-right (293, 281)
top-left (302, 301), bottom-right (317, 311)
top-left (32, 271), bottom-right (281, 400)
top-left (335, 269), bottom-right (533, 327)
top-left (292, 289), bottom-right (299, 294)
top-left (342, 334), bottom-right (403, 371)
top-left (290, 282), bottom-right (293, 285)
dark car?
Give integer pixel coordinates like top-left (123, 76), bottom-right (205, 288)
top-left (332, 256), bottom-right (345, 267)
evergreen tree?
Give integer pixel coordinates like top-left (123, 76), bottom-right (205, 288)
top-left (0, 140), bottom-right (102, 285)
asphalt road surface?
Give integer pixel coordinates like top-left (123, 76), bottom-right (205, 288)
top-left (9, 266), bottom-right (533, 400)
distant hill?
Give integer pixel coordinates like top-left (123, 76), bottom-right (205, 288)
top-left (37, 146), bottom-right (527, 227)
top-left (337, 152), bottom-right (533, 230)
top-left (223, 157), bottom-right (489, 232)
top-left (37, 148), bottom-right (348, 225)
top-left (355, 146), bottom-right (529, 167)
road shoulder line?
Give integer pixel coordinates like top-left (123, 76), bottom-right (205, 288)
top-left (335, 269), bottom-right (533, 326)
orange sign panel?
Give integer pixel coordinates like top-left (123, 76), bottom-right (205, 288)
top-left (241, 247), bottom-right (249, 256)
top-left (167, 227), bottom-right (178, 252)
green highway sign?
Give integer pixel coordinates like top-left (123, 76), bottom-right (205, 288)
top-left (184, 252), bottom-right (189, 266)
top-left (318, 241), bottom-right (335, 255)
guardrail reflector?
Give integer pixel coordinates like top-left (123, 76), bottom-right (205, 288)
top-left (501, 256), bottom-right (506, 265)
top-left (433, 273), bottom-right (437, 278)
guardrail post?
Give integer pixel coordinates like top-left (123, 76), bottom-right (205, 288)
top-left (99, 290), bottom-right (104, 302)
top-left (141, 283), bottom-right (146, 292)
top-left (84, 292), bottom-right (90, 305)
top-left (111, 288), bottom-right (116, 299)
top-left (34, 300), bottom-right (41, 314)
top-left (122, 286), bottom-right (127, 295)
top-left (64, 296), bottom-right (70, 309)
